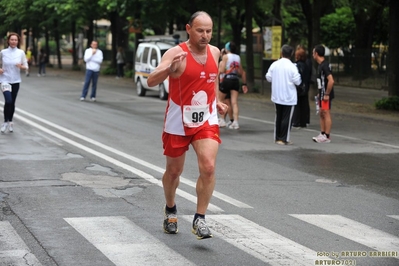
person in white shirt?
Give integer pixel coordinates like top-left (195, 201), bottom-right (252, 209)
top-left (80, 40), bottom-right (103, 102)
top-left (0, 32), bottom-right (29, 133)
top-left (266, 44), bottom-right (301, 145)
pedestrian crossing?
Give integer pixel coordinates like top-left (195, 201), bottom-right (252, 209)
top-left (290, 214), bottom-right (399, 251)
top-left (1, 215), bottom-right (398, 266)
top-left (0, 221), bottom-right (42, 266)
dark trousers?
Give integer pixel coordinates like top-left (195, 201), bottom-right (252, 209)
top-left (274, 104), bottom-right (294, 142)
top-left (117, 63), bottom-right (124, 77)
top-left (39, 62), bottom-right (46, 75)
top-left (2, 83), bottom-right (20, 122)
top-left (292, 94), bottom-right (310, 127)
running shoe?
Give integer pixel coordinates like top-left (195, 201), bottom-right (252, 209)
top-left (228, 121), bottom-right (239, 130)
top-left (218, 118), bottom-right (226, 128)
top-left (80, 97), bottom-right (85, 101)
top-left (1, 122), bottom-right (8, 133)
top-left (91, 97), bottom-right (96, 102)
top-left (192, 217), bottom-right (213, 240)
top-left (313, 133), bottom-right (331, 143)
top-left (163, 207), bottom-right (178, 234)
top-left (8, 122), bottom-right (13, 133)
top-left (312, 133), bottom-right (323, 142)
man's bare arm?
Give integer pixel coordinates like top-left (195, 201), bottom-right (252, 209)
top-left (148, 48), bottom-right (187, 87)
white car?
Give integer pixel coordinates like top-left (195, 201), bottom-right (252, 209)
top-left (134, 41), bottom-right (175, 100)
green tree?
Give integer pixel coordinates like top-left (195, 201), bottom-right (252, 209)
top-left (349, 0), bottom-right (389, 79)
top-left (320, 7), bottom-right (355, 49)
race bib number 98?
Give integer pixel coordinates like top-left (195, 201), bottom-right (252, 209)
top-left (1, 83), bottom-right (11, 92)
top-left (183, 104), bottom-right (210, 128)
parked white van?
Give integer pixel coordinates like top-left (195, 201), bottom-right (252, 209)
top-left (134, 40), bottom-right (175, 100)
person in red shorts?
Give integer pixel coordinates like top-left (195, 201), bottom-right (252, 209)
top-left (312, 44), bottom-right (335, 143)
top-left (147, 11), bottom-right (228, 240)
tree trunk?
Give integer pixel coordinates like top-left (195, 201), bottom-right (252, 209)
top-left (388, 0), bottom-right (399, 96)
top-left (351, 0), bottom-right (388, 80)
top-left (53, 19), bottom-right (62, 69)
top-left (352, 11), bottom-right (375, 79)
top-left (299, 0), bottom-right (313, 55)
top-left (311, 0), bottom-right (322, 49)
top-left (71, 21), bottom-right (77, 66)
top-left (244, 0), bottom-right (254, 92)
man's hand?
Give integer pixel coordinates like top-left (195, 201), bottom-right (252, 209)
top-left (168, 52), bottom-right (187, 73)
top-left (216, 101), bottom-right (229, 115)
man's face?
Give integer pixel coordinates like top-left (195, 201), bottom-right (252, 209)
top-left (312, 49), bottom-right (317, 60)
top-left (186, 14), bottom-right (213, 48)
top-left (91, 41), bottom-right (98, 49)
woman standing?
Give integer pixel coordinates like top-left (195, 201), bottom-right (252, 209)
top-left (292, 46), bottom-right (311, 128)
top-left (0, 32), bottom-right (29, 133)
top-left (38, 48), bottom-right (47, 77)
top-left (116, 46), bottom-right (125, 78)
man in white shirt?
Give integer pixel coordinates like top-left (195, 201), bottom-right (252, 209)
top-left (80, 40), bottom-right (103, 102)
top-left (266, 44), bottom-right (301, 145)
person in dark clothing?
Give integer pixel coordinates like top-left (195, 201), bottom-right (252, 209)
top-left (292, 46), bottom-right (311, 128)
top-left (38, 48), bottom-right (47, 77)
top-left (312, 44), bottom-right (335, 143)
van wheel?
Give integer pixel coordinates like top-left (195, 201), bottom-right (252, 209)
top-left (136, 80), bottom-right (146, 96)
top-left (159, 83), bottom-right (168, 100)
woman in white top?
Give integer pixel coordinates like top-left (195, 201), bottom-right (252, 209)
top-left (0, 32), bottom-right (28, 133)
top-left (218, 41), bottom-right (247, 129)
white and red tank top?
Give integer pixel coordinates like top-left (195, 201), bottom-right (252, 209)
top-left (224, 53), bottom-right (241, 79)
top-left (164, 42), bottom-right (218, 136)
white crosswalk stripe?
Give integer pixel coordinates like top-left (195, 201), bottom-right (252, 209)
top-left (388, 215), bottom-right (399, 221)
top-left (290, 214), bottom-right (399, 252)
top-left (0, 221), bottom-right (42, 266)
top-left (182, 214), bottom-right (328, 266)
top-left (64, 216), bottom-right (195, 266)
top-left (2, 214), bottom-right (398, 265)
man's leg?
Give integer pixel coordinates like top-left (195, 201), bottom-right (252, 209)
top-left (191, 138), bottom-right (218, 239)
top-left (274, 103), bottom-right (283, 141)
top-left (162, 153), bottom-right (185, 234)
top-left (280, 105), bottom-right (295, 143)
top-left (192, 138), bottom-right (218, 214)
top-left (313, 106), bottom-right (332, 143)
top-left (163, 154), bottom-right (185, 208)
top-left (81, 70), bottom-right (92, 98)
top-left (90, 71), bottom-right (99, 99)
top-left (320, 109), bottom-right (332, 136)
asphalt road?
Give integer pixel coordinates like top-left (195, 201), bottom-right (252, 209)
top-left (0, 68), bottom-right (398, 266)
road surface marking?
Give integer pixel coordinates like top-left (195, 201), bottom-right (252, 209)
top-left (0, 221), bottom-right (43, 266)
top-left (64, 216), bottom-right (195, 266)
top-left (12, 106), bottom-right (252, 209)
top-left (12, 111), bottom-right (223, 213)
top-left (182, 214), bottom-right (328, 266)
top-left (240, 115), bottom-right (399, 149)
top-left (290, 214), bottom-right (399, 252)
top-left (387, 215), bottom-right (399, 221)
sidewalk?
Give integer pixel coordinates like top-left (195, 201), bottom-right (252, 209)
top-left (41, 63), bottom-right (398, 123)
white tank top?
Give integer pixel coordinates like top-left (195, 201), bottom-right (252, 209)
top-left (224, 53), bottom-right (240, 78)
